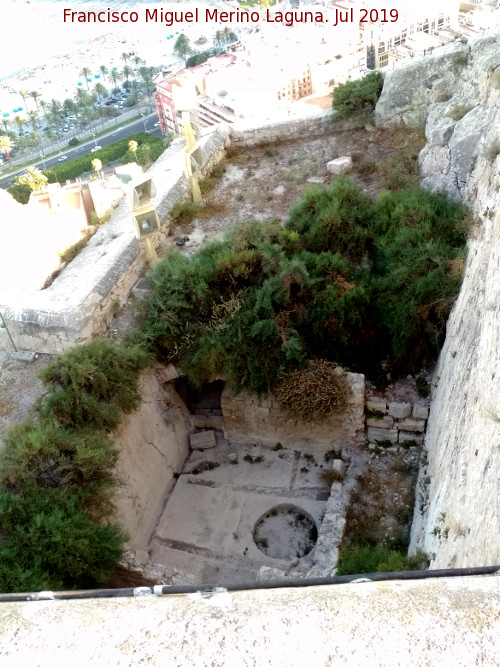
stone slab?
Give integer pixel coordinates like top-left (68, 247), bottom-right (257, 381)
top-left (388, 402), bottom-right (412, 419)
top-left (399, 431), bottom-right (424, 446)
top-left (413, 405), bottom-right (429, 420)
top-left (398, 418), bottom-right (426, 433)
top-left (189, 430), bottom-right (217, 450)
top-left (193, 414), bottom-right (224, 431)
top-left (366, 397), bottom-right (387, 413)
top-left (366, 415), bottom-right (394, 429)
top-left (366, 427), bottom-right (398, 444)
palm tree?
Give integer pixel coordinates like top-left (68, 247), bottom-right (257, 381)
top-left (28, 111), bottom-right (39, 129)
top-left (132, 55), bottom-right (144, 70)
top-left (94, 82), bottom-right (107, 102)
top-left (75, 88), bottom-right (92, 107)
top-left (99, 65), bottom-right (108, 81)
top-left (91, 157), bottom-right (103, 179)
top-left (14, 115), bottom-right (27, 136)
top-left (122, 65), bottom-right (133, 85)
top-left (128, 139), bottom-right (138, 163)
top-left (19, 89), bottom-right (30, 113)
top-left (174, 34), bottom-right (192, 63)
top-left (39, 99), bottom-right (48, 119)
top-left (1, 118), bottom-right (12, 134)
top-left (0, 134), bottom-right (15, 158)
top-left (63, 98), bottom-right (79, 116)
top-left (121, 52), bottom-right (129, 66)
top-left (80, 66), bottom-right (92, 90)
top-left (109, 69), bottom-right (122, 89)
top-left (49, 98), bottom-right (61, 116)
top-left (29, 91), bottom-right (41, 110)
top-left (138, 66), bottom-right (155, 106)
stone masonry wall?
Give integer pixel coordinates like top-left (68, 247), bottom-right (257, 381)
top-left (221, 372), bottom-right (365, 453)
top-left (365, 396), bottom-right (429, 449)
top-left (113, 365), bottom-right (191, 552)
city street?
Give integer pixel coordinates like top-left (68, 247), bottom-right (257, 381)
top-left (0, 112), bottom-right (162, 189)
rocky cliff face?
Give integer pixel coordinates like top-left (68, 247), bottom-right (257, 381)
top-left (376, 33), bottom-right (500, 567)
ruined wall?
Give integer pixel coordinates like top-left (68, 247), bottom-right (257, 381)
top-left (221, 372), bottom-right (365, 452)
top-left (0, 126), bottom-right (230, 354)
top-left (113, 365), bottom-right (191, 551)
top-left (376, 32), bottom-right (500, 567)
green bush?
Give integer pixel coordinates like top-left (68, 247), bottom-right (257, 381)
top-left (0, 488), bottom-right (126, 592)
top-left (36, 339), bottom-right (150, 430)
top-left (136, 178), bottom-right (467, 390)
top-left (332, 71), bottom-right (383, 119)
top-left (336, 544), bottom-right (415, 575)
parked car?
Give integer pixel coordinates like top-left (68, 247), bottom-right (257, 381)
top-left (90, 145), bottom-right (102, 153)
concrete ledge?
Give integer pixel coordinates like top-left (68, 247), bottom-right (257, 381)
top-left (0, 575), bottom-right (498, 665)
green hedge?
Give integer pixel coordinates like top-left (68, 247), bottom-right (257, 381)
top-left (0, 339), bottom-right (151, 593)
top-left (44, 132), bottom-right (164, 183)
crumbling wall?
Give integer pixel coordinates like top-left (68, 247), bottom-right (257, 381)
top-left (221, 372), bottom-right (365, 452)
top-left (113, 365), bottom-right (191, 551)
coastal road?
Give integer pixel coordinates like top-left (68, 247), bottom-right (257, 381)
top-left (0, 114), bottom-right (162, 189)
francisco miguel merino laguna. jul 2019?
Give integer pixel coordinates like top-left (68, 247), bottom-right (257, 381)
top-left (62, 7), bottom-right (400, 28)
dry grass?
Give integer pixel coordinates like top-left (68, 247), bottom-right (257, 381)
top-left (275, 359), bottom-right (350, 423)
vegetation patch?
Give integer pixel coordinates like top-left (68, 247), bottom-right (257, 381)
top-left (135, 177), bottom-right (467, 393)
top-left (332, 71), bottom-right (383, 119)
top-left (0, 340), bottom-right (151, 593)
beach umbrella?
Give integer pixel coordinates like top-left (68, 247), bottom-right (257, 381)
top-left (3, 112), bottom-right (9, 117)
top-left (112, 67), bottom-right (118, 71)
top-left (104, 70), bottom-right (109, 74)
top-left (78, 82), bottom-right (83, 86)
top-left (94, 74), bottom-right (100, 78)
top-left (86, 77), bottom-right (92, 82)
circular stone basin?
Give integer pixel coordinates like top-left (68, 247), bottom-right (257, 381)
top-left (253, 504), bottom-right (318, 560)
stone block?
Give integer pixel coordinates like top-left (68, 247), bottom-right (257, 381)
top-left (413, 405), bottom-right (429, 420)
top-left (367, 427), bottom-right (398, 444)
top-left (189, 430), bottom-right (217, 450)
top-left (366, 415), bottom-right (394, 429)
top-left (193, 414), bottom-right (224, 431)
top-left (135, 549), bottom-right (150, 566)
top-left (399, 431), bottom-right (424, 446)
top-left (331, 459), bottom-right (346, 480)
top-left (326, 156), bottom-right (353, 174)
top-left (366, 397), bottom-right (387, 413)
top-left (398, 418), bottom-right (426, 433)
top-left (388, 402), bottom-right (411, 419)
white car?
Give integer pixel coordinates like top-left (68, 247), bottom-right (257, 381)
top-left (57, 155), bottom-right (68, 162)
top-left (90, 145), bottom-right (102, 153)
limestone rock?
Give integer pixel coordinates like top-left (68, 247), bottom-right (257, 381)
top-left (190, 430), bottom-right (217, 450)
top-left (398, 418), bottom-right (426, 433)
top-left (135, 549), bottom-right (150, 566)
top-left (399, 432), bottom-right (424, 446)
top-left (366, 397), bottom-right (387, 413)
top-left (331, 459), bottom-right (346, 480)
top-left (366, 415), bottom-right (394, 429)
top-left (326, 156), bottom-right (352, 174)
top-left (388, 402), bottom-right (411, 419)
top-left (193, 414), bottom-right (224, 431)
top-left (413, 405), bottom-right (429, 420)
top-left (367, 427), bottom-right (398, 444)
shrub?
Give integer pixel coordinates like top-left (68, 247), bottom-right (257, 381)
top-left (336, 544), bottom-right (423, 575)
top-left (68, 137), bottom-right (80, 147)
top-left (452, 52), bottom-right (468, 67)
top-left (0, 488), bottom-right (126, 592)
top-left (332, 71), bottom-right (383, 119)
top-left (275, 360), bottom-right (350, 422)
top-left (36, 339), bottom-right (150, 430)
top-left (169, 200), bottom-right (200, 225)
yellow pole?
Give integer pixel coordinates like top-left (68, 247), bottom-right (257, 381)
top-left (143, 237), bottom-right (158, 268)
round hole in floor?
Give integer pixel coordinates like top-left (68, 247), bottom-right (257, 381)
top-left (253, 504), bottom-right (318, 560)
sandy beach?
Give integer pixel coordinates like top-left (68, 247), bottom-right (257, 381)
top-left (0, 2), bottom-right (218, 116)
